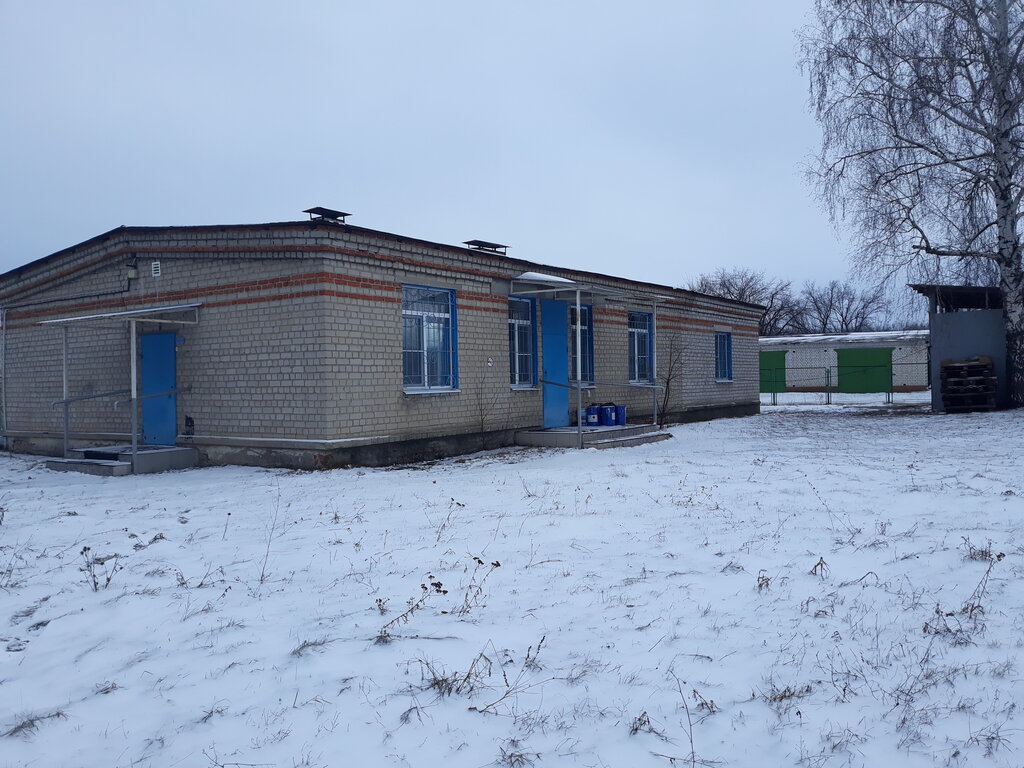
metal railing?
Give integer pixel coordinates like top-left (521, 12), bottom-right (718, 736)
top-left (539, 378), bottom-right (663, 448)
top-left (51, 389), bottom-right (131, 457)
top-left (115, 388), bottom-right (188, 474)
top-left (51, 386), bottom-right (187, 473)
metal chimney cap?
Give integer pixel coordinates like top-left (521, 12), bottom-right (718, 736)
top-left (463, 239), bottom-right (509, 255)
top-left (303, 207), bottom-right (351, 223)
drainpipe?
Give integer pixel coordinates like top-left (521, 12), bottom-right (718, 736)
top-left (62, 325), bottom-right (70, 456)
top-left (576, 288), bottom-right (583, 449)
top-left (130, 320), bottom-right (138, 474)
top-left (651, 300), bottom-right (658, 426)
top-left (0, 308), bottom-right (6, 440)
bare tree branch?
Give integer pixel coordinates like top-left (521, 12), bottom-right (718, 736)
top-left (687, 269), bottom-right (804, 336)
top-left (803, 0), bottom-right (1024, 405)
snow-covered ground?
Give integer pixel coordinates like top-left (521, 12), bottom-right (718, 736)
top-left (2, 406), bottom-right (1022, 768)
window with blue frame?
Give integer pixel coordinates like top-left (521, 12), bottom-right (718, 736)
top-left (628, 312), bottom-right (653, 382)
top-left (715, 331), bottom-right (733, 381)
top-left (402, 285), bottom-right (458, 390)
top-left (508, 297), bottom-right (537, 387)
top-left (569, 305), bottom-right (595, 384)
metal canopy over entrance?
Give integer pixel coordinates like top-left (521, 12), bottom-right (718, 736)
top-left (510, 273), bottom-right (666, 448)
top-left (37, 302), bottom-right (202, 327)
top-left (38, 303), bottom-right (201, 472)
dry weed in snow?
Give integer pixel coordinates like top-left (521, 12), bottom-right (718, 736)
top-left (0, 404), bottom-right (1023, 767)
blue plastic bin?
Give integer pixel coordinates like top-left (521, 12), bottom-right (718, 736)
top-left (615, 405), bottom-right (627, 426)
top-left (585, 405), bottom-right (600, 426)
top-left (600, 404), bottom-right (617, 426)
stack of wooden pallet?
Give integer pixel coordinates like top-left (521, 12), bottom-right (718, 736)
top-left (940, 356), bottom-right (997, 413)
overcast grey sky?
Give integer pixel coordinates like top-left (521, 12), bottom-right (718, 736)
top-left (0, 1), bottom-right (852, 288)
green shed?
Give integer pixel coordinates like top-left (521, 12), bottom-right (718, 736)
top-left (759, 350), bottom-right (786, 393)
top-left (837, 347), bottom-right (893, 393)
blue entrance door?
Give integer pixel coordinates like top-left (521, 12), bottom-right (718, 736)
top-left (540, 300), bottom-right (570, 428)
top-left (140, 333), bottom-right (177, 445)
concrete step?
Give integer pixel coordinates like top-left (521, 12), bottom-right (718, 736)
top-left (59, 445), bottom-right (198, 474)
top-left (582, 424), bottom-right (659, 442)
top-left (590, 431), bottom-right (673, 450)
top-left (45, 458), bottom-right (133, 476)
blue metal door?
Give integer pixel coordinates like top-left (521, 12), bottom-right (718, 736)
top-left (140, 333), bottom-right (177, 445)
top-left (540, 300), bottom-right (570, 428)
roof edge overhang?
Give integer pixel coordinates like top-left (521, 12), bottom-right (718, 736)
top-left (2, 220), bottom-right (765, 314)
top-left (908, 283), bottom-right (1003, 311)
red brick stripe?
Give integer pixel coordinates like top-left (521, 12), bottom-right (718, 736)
top-left (1, 242), bottom-right (763, 325)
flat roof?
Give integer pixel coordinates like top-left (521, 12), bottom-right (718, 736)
top-left (0, 220), bottom-right (766, 313)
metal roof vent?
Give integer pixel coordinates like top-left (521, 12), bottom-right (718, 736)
top-left (463, 239), bottom-right (509, 255)
top-left (303, 206), bottom-right (351, 223)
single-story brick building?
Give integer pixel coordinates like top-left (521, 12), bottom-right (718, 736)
top-left (0, 209), bottom-right (761, 469)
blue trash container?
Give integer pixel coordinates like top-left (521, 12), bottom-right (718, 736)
top-left (600, 404), bottom-right (617, 426)
top-left (585, 405), bottom-right (600, 426)
top-left (615, 405), bottom-right (627, 426)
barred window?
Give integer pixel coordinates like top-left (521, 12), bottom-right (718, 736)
top-left (628, 312), bottom-right (653, 382)
top-left (508, 297), bottom-right (536, 387)
top-left (715, 331), bottom-right (733, 381)
top-left (569, 305), bottom-right (594, 384)
top-left (402, 285), bottom-right (458, 390)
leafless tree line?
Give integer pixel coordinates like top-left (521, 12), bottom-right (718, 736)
top-left (687, 268), bottom-right (897, 336)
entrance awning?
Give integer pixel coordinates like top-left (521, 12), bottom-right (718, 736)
top-left (41, 302), bottom-right (201, 470)
top-left (510, 272), bottom-right (672, 303)
top-left (37, 302), bottom-right (202, 326)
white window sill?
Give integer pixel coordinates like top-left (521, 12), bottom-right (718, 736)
top-left (404, 388), bottom-right (461, 396)
top-left (511, 385), bottom-right (539, 391)
top-left (715, 378), bottom-right (734, 383)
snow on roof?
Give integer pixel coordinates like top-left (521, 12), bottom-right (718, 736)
top-left (760, 329), bottom-right (929, 347)
top-left (513, 271), bottom-right (578, 284)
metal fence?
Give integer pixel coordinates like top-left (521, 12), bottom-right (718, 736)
top-left (760, 361), bottom-right (931, 406)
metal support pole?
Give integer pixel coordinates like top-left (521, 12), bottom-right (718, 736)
top-left (62, 325), bottom-right (69, 456)
top-left (0, 307), bottom-right (7, 437)
top-left (575, 289), bottom-right (583, 449)
top-left (129, 320), bottom-right (138, 474)
top-left (651, 301), bottom-right (658, 426)
top-left (826, 366), bottom-right (832, 405)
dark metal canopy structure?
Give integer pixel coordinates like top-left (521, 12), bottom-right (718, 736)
top-left (909, 284), bottom-right (1003, 313)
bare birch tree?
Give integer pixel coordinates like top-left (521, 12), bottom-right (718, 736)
top-left (803, 0), bottom-right (1024, 405)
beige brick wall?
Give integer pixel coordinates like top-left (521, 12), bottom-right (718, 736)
top-left (0, 222), bottom-right (760, 450)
